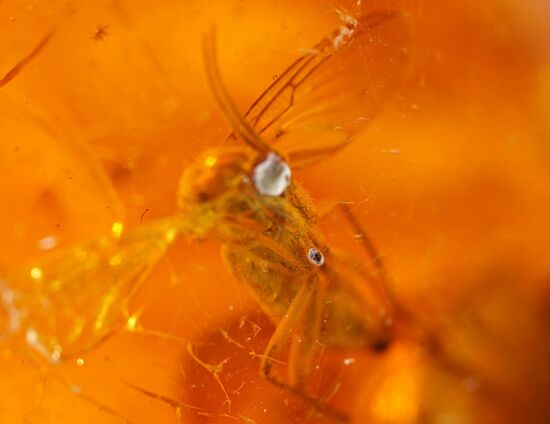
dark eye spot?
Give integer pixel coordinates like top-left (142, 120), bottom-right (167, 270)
top-left (307, 247), bottom-right (325, 266)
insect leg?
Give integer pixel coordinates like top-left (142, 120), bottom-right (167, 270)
top-left (318, 203), bottom-right (397, 349)
top-left (288, 275), bottom-right (327, 389)
top-left (335, 205), bottom-right (494, 388)
top-left (337, 203), bottom-right (388, 287)
top-left (260, 280), bottom-right (348, 422)
top-left (336, 202), bottom-right (408, 327)
top-left (260, 282), bottom-right (313, 379)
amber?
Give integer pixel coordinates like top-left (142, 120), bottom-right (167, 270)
top-left (1, 0), bottom-right (549, 423)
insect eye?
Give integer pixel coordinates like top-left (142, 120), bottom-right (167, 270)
top-left (307, 247), bottom-right (325, 266)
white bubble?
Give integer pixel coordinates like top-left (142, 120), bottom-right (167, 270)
top-left (252, 153), bottom-right (291, 197)
top-left (38, 235), bottom-right (58, 251)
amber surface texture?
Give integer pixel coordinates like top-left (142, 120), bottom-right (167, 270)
top-left (1, 0), bottom-right (550, 423)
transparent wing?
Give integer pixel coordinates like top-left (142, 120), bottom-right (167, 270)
top-left (228, 11), bottom-right (408, 167)
top-left (0, 218), bottom-right (180, 362)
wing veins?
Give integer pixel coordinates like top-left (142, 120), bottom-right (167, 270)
top-left (257, 54), bottom-right (333, 139)
top-left (224, 10), bottom-right (402, 148)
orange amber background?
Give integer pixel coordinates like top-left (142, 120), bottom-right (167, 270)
top-left (1, 0), bottom-right (550, 423)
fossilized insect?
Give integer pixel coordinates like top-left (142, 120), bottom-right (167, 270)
top-left (0, 9), bottom-right (408, 421)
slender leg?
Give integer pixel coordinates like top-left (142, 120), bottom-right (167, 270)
top-left (260, 281), bottom-right (313, 380)
top-left (337, 203), bottom-right (389, 291)
top-left (288, 276), bottom-right (327, 389)
top-left (316, 201), bottom-right (390, 297)
top-left (322, 257), bottom-right (393, 351)
top-left (318, 203), bottom-right (397, 349)
top-left (336, 203), bottom-right (413, 327)
top-left (260, 279), bottom-right (348, 422)
top-left (335, 205), bottom-right (488, 388)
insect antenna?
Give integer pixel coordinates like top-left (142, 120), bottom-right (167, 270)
top-left (202, 28), bottom-right (271, 154)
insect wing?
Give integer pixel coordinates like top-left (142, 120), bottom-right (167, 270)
top-left (232, 11), bottom-right (408, 167)
top-left (0, 218), bottom-right (179, 362)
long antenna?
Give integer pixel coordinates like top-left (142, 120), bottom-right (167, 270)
top-left (202, 28), bottom-right (270, 154)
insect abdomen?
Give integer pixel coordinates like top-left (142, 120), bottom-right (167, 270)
top-left (222, 243), bottom-right (306, 322)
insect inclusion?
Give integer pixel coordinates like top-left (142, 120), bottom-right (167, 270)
top-left (0, 8), bottom-right (408, 422)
